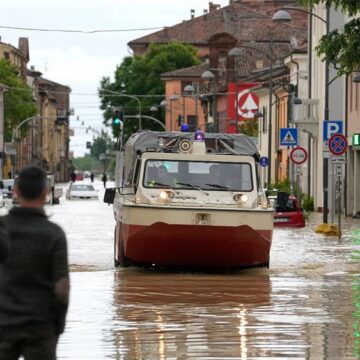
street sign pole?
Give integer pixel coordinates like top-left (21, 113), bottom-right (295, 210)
top-left (327, 133), bottom-right (347, 229)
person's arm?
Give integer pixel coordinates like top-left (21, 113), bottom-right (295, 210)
top-left (52, 231), bottom-right (70, 335)
top-left (0, 218), bottom-right (9, 263)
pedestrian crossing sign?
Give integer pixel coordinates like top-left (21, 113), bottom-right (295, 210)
top-left (280, 128), bottom-right (298, 146)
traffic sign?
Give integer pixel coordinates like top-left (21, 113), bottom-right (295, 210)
top-left (290, 146), bottom-right (307, 165)
top-left (280, 128), bottom-right (298, 146)
top-left (323, 120), bottom-right (343, 141)
top-left (259, 156), bottom-right (269, 167)
top-left (328, 133), bottom-right (347, 156)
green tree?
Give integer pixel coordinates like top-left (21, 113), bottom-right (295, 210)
top-left (0, 59), bottom-right (37, 141)
top-left (99, 42), bottom-right (199, 138)
top-left (90, 130), bottom-right (113, 158)
top-left (238, 118), bottom-right (259, 137)
top-left (300, 0), bottom-right (360, 76)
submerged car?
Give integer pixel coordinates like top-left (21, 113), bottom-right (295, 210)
top-left (1, 179), bottom-right (15, 200)
top-left (66, 183), bottom-right (98, 200)
top-left (269, 192), bottom-right (305, 228)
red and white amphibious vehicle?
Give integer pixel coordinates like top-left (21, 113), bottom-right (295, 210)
top-left (104, 130), bottom-right (274, 270)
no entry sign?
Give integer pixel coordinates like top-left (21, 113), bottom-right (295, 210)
top-left (290, 146), bottom-right (307, 165)
top-left (328, 133), bottom-right (347, 156)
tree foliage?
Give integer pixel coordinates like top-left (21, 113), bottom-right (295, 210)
top-left (300, 0), bottom-right (360, 75)
top-left (99, 42), bottom-right (199, 138)
top-left (0, 59), bottom-right (37, 141)
top-left (90, 130), bottom-right (113, 158)
top-left (238, 118), bottom-right (259, 137)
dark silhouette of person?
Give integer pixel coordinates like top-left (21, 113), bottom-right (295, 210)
top-left (70, 172), bottom-right (76, 183)
top-left (209, 164), bottom-right (222, 185)
top-left (0, 219), bottom-right (9, 263)
top-left (90, 172), bottom-right (95, 183)
top-left (102, 173), bottom-right (108, 188)
top-left (0, 166), bottom-right (69, 359)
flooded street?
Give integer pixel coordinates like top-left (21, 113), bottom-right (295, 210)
top-left (17, 181), bottom-right (360, 359)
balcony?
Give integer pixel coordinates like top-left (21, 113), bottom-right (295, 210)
top-left (293, 99), bottom-right (319, 137)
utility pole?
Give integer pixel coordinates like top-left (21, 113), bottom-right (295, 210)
top-left (0, 85), bottom-right (7, 179)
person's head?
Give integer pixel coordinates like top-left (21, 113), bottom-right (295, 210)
top-left (14, 166), bottom-right (48, 206)
top-left (156, 166), bottom-right (168, 181)
top-left (209, 165), bottom-right (221, 181)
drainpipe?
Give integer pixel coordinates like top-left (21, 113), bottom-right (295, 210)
top-left (344, 74), bottom-right (348, 216)
top-left (290, 53), bottom-right (299, 97)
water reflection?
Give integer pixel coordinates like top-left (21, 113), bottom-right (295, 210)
top-left (51, 198), bottom-right (360, 359)
top-left (109, 269), bottom-right (270, 359)
top-left (352, 229), bottom-right (360, 359)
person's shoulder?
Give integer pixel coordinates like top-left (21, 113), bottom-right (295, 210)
top-left (43, 218), bottom-right (66, 239)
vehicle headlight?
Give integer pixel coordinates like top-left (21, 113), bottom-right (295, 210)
top-left (233, 193), bottom-right (248, 204)
top-left (159, 190), bottom-right (175, 202)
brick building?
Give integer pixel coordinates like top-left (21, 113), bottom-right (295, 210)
top-left (129, 0), bottom-right (307, 132)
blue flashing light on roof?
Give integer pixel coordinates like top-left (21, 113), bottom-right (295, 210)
top-left (180, 124), bottom-right (189, 132)
top-left (195, 129), bottom-right (205, 141)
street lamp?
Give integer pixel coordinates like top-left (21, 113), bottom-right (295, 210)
top-left (353, 72), bottom-right (360, 83)
top-left (228, 47), bottom-right (244, 135)
top-left (159, 95), bottom-right (180, 131)
top-left (273, 8), bottom-right (331, 223)
top-left (11, 114), bottom-right (41, 176)
top-left (100, 89), bottom-right (142, 130)
top-left (183, 85), bottom-right (199, 130)
top-left (201, 70), bottom-right (217, 132)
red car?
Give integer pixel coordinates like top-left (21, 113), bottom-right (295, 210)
top-left (269, 193), bottom-right (305, 228)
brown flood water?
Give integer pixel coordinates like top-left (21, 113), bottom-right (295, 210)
top-left (46, 190), bottom-right (360, 359)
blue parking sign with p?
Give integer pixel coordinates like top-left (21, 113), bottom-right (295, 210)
top-left (323, 121), bottom-right (343, 141)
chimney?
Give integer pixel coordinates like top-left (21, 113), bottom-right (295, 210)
top-left (209, 2), bottom-right (221, 12)
top-left (190, 9), bottom-right (195, 19)
top-left (255, 59), bottom-right (264, 69)
top-left (30, 65), bottom-right (35, 71)
top-left (204, 9), bottom-right (208, 14)
top-left (18, 37), bottom-right (29, 61)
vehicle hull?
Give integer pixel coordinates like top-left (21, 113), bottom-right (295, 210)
top-left (115, 204), bottom-right (273, 269)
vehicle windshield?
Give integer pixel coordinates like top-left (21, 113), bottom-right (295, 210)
top-left (143, 160), bottom-right (253, 191)
top-left (71, 184), bottom-right (95, 191)
top-left (271, 198), bottom-right (297, 212)
top-left (3, 180), bottom-right (14, 188)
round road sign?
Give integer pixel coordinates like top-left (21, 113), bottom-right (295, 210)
top-left (290, 146), bottom-right (307, 165)
top-left (259, 156), bottom-right (269, 167)
top-left (328, 133), bottom-right (347, 156)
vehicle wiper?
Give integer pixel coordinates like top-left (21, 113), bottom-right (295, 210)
top-left (146, 181), bottom-right (182, 194)
top-left (147, 181), bottom-right (170, 188)
top-left (205, 183), bottom-right (234, 194)
top-left (176, 182), bottom-right (209, 196)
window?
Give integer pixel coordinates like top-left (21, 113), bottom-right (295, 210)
top-left (187, 115), bottom-right (197, 131)
top-left (143, 160), bottom-right (253, 191)
top-left (3, 52), bottom-right (9, 60)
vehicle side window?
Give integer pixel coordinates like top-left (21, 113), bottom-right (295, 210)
top-left (133, 159), bottom-right (141, 190)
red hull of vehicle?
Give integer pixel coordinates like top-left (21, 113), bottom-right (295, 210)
top-left (120, 222), bottom-right (272, 269)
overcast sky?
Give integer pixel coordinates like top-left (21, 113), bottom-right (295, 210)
top-left (1, 0), bottom-right (228, 156)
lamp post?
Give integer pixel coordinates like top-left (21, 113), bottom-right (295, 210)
top-left (11, 114), bottom-right (41, 176)
top-left (273, 7), bottom-right (330, 222)
top-left (125, 115), bottom-right (166, 130)
top-left (100, 90), bottom-right (142, 130)
top-left (227, 47), bottom-right (243, 134)
top-left (184, 84), bottom-right (198, 130)
top-left (201, 70), bottom-right (217, 132)
top-left (159, 94), bottom-right (180, 131)
top-left (353, 72), bottom-right (360, 83)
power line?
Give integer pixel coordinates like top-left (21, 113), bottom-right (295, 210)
top-left (0, 25), bottom-right (164, 33)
